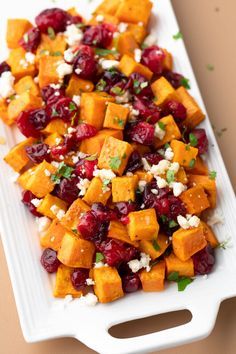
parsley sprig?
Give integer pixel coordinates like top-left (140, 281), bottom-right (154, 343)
top-left (168, 271), bottom-right (193, 291)
top-left (109, 156), bottom-right (122, 170)
top-left (51, 162), bottom-right (74, 184)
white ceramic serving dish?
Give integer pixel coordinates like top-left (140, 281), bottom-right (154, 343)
top-left (0, 0), bottom-right (236, 353)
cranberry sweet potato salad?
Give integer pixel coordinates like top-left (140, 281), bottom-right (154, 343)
top-left (2, 0), bottom-right (218, 304)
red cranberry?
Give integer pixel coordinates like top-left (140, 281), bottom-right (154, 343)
top-left (17, 109), bottom-right (49, 138)
top-left (75, 158), bottom-right (97, 180)
top-left (129, 122), bottom-right (155, 145)
top-left (35, 8), bottom-right (70, 33)
top-left (133, 97), bottom-right (161, 124)
top-left (0, 61), bottom-right (11, 76)
top-left (129, 72), bottom-right (153, 98)
top-left (21, 190), bottom-right (42, 217)
top-left (54, 177), bottom-right (79, 204)
top-left (40, 248), bottom-right (60, 273)
top-left (41, 85), bottom-right (65, 104)
top-left (115, 201), bottom-right (137, 217)
top-left (67, 15), bottom-right (83, 25)
top-left (143, 152), bottom-right (163, 165)
top-left (120, 216), bottom-right (130, 225)
top-left (91, 203), bottom-right (117, 223)
top-left (163, 100), bottom-right (187, 123)
top-left (193, 245), bottom-right (215, 275)
top-left (78, 211), bottom-right (100, 240)
top-left (47, 97), bottom-right (78, 123)
top-left (142, 181), bottom-right (169, 209)
top-left (122, 273), bottom-right (141, 293)
top-left (83, 23), bottom-right (114, 48)
top-left (73, 45), bottom-right (98, 79)
top-left (25, 143), bottom-right (50, 164)
top-left (75, 123), bottom-right (97, 141)
top-left (168, 195), bottom-right (186, 220)
top-left (19, 27), bottom-right (41, 52)
top-left (51, 134), bottom-right (78, 160)
top-left (96, 69), bottom-right (128, 93)
top-left (189, 128), bottom-right (208, 154)
top-left (163, 70), bottom-right (184, 89)
top-left (125, 150), bottom-right (142, 173)
top-left (100, 239), bottom-right (139, 267)
top-left (71, 268), bottom-right (89, 291)
top-left (141, 45), bottom-right (165, 75)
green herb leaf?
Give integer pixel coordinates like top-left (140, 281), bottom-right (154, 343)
top-left (51, 107), bottom-right (59, 117)
top-left (158, 121), bottom-right (166, 131)
top-left (209, 170), bottom-right (217, 180)
top-left (72, 228), bottom-right (78, 234)
top-left (95, 252), bottom-right (104, 263)
top-left (152, 239), bottom-right (161, 251)
top-left (141, 42), bottom-right (148, 49)
top-left (189, 158), bottom-right (196, 168)
top-left (206, 64), bottom-right (214, 71)
top-left (180, 77), bottom-right (191, 89)
top-left (160, 214), bottom-right (167, 223)
top-left (185, 144), bottom-right (191, 151)
top-left (96, 79), bottom-right (107, 91)
top-left (47, 26), bottom-right (56, 40)
top-left (177, 277), bottom-right (193, 291)
top-left (164, 143), bottom-right (170, 149)
top-left (173, 31), bottom-right (183, 40)
top-left (169, 220), bottom-right (178, 228)
top-left (140, 81), bottom-right (148, 89)
top-left (113, 117), bottom-right (124, 127)
top-left (110, 86), bottom-right (124, 96)
top-left (52, 51), bottom-right (63, 56)
top-left (95, 48), bottom-right (118, 56)
top-left (69, 101), bottom-right (77, 112)
top-left (189, 133), bottom-right (198, 147)
top-left (218, 237), bottom-right (231, 250)
top-left (8, 94), bottom-right (16, 101)
top-left (167, 271), bottom-right (179, 282)
top-left (109, 156), bottom-right (121, 170)
top-left (51, 162), bottom-right (74, 184)
top-left (51, 174), bottom-right (61, 184)
top-left (85, 154), bottom-right (98, 161)
top-left (166, 169), bottom-right (175, 183)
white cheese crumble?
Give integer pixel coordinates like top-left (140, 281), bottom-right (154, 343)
top-left (169, 162), bottom-right (180, 174)
top-left (142, 157), bottom-right (151, 171)
top-left (164, 147), bottom-right (174, 161)
top-left (93, 168), bottom-right (116, 181)
top-left (50, 83), bottom-right (61, 89)
top-left (72, 95), bottom-right (81, 106)
top-left (118, 22), bottom-right (128, 33)
top-left (50, 205), bottom-right (65, 220)
top-left (77, 178), bottom-right (90, 196)
top-left (95, 14), bottom-right (104, 22)
top-left (80, 293), bottom-right (98, 306)
top-left (171, 182), bottom-right (186, 197)
top-left (177, 214), bottom-right (200, 229)
top-left (56, 62), bottom-right (73, 79)
top-left (67, 127), bottom-right (76, 134)
top-left (31, 198), bottom-right (42, 207)
top-left (154, 122), bottom-right (166, 140)
top-left (51, 161), bottom-right (60, 168)
top-left (134, 48), bottom-right (142, 63)
top-left (126, 172), bottom-right (134, 177)
top-left (128, 253), bottom-right (151, 273)
top-left (94, 261), bottom-right (107, 268)
top-left (86, 278), bottom-right (95, 286)
top-left (155, 176), bottom-right (168, 188)
top-left (64, 48), bottom-right (76, 63)
top-left (0, 71), bottom-right (15, 98)
top-left (25, 52), bottom-right (35, 64)
top-left (100, 59), bottom-right (120, 70)
top-left (65, 24), bottom-right (83, 46)
top-left (75, 67), bottom-right (82, 75)
top-left (138, 180), bottom-right (147, 192)
top-left (44, 169), bottom-right (51, 177)
top-left (115, 91), bottom-right (131, 104)
top-left (36, 216), bottom-right (51, 233)
top-left (143, 33), bottom-right (157, 47)
top-left (34, 76), bottom-right (39, 83)
top-left (150, 159), bottom-right (170, 176)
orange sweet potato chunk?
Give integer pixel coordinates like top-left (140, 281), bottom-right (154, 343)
top-left (26, 161), bottom-right (57, 198)
top-left (7, 92), bottom-right (42, 122)
top-left (14, 76), bottom-right (39, 96)
top-left (186, 156), bottom-right (209, 175)
top-left (112, 175), bottom-right (138, 202)
top-left (130, 143), bottom-right (150, 155)
top-left (119, 55), bottom-right (153, 80)
top-left (17, 167), bottom-right (37, 189)
top-left (94, 0), bottom-right (120, 15)
top-left (36, 194), bottom-right (68, 220)
top-left (88, 13), bottom-right (119, 26)
top-left (61, 198), bottom-right (90, 231)
top-left (139, 261), bottom-right (166, 292)
top-left (44, 133), bottom-right (63, 147)
top-left (103, 102), bottom-right (129, 130)
top-left (115, 0), bottom-right (153, 26)
top-left (162, 49), bottom-right (173, 71)
top-left (172, 225), bottom-right (207, 261)
top-left (42, 119), bottom-right (68, 135)
top-left (180, 185), bottom-right (210, 214)
top-left (38, 56), bottom-right (61, 88)
top-left (54, 264), bottom-right (83, 298)
top-left (108, 220), bottom-right (138, 246)
top-left (126, 23), bottom-right (147, 44)
top-left (7, 48), bottom-right (36, 80)
top-left (154, 115), bottom-right (181, 148)
top-left (83, 177), bottom-right (111, 206)
top-left (36, 33), bottom-right (66, 63)
top-left (40, 219), bottom-right (67, 251)
top-left (0, 99), bottom-right (12, 125)
top-left (187, 174), bottom-right (217, 208)
top-left (170, 139), bottom-right (198, 168)
top-left (127, 208), bottom-right (159, 241)
top-left (134, 170), bottom-right (153, 183)
top-left (200, 221), bottom-right (219, 248)
top-left (165, 252), bottom-right (194, 277)
top-left (6, 19), bottom-right (32, 49)
top-left (139, 233), bottom-right (170, 260)
top-left (93, 266), bottom-right (124, 303)
top-left (116, 32), bottom-right (139, 57)
top-left (151, 77), bottom-right (177, 106)
top-left (4, 138), bottom-right (35, 172)
top-left (65, 74), bottom-right (94, 97)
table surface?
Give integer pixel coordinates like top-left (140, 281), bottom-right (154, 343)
top-left (1, 0), bottom-right (236, 353)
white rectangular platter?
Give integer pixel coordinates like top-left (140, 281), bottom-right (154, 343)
top-left (0, 0), bottom-right (236, 353)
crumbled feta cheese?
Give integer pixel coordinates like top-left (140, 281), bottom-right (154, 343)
top-left (128, 253), bottom-right (151, 273)
top-left (177, 214), bottom-right (200, 229)
top-left (177, 215), bottom-right (190, 229)
top-left (142, 157), bottom-right (151, 171)
top-left (118, 22), bottom-right (128, 33)
top-left (57, 209), bottom-right (66, 220)
top-left (202, 274), bottom-right (208, 280)
top-left (113, 31), bottom-right (119, 38)
top-left (36, 217), bottom-right (51, 233)
top-left (130, 108), bottom-right (139, 117)
top-left (65, 24), bottom-right (83, 46)
top-left (50, 205), bottom-right (65, 220)
top-left (50, 83), bottom-right (61, 89)
top-left (44, 169), bottom-right (51, 177)
top-left (57, 62), bottom-right (73, 79)
top-left (55, 137), bottom-right (62, 145)
top-left (115, 91), bottom-right (131, 104)
top-left (72, 95), bottom-right (81, 106)
top-left (169, 162), bottom-right (180, 174)
top-left (86, 278), bottom-right (95, 286)
top-left (0, 71), bottom-right (15, 98)
top-left (94, 261), bottom-right (106, 268)
top-left (100, 59), bottom-right (119, 70)
top-left (207, 210), bottom-right (224, 226)
top-left (64, 48), bottom-right (76, 63)
top-left (126, 172), bottom-right (133, 177)
top-left (34, 76), bottom-right (39, 83)
top-left (134, 48), bottom-right (142, 63)
top-left (188, 215), bottom-right (201, 228)
top-left (171, 182), bottom-right (186, 197)
top-left (51, 161), bottom-right (60, 168)
top-left (164, 147), bottom-right (174, 161)
top-left (150, 159), bottom-right (170, 175)
top-left (77, 178), bottom-right (90, 196)
top-left (72, 155), bottom-right (79, 164)
top-left (75, 67), bottom-right (82, 75)
top-left (19, 59), bottom-right (28, 68)
top-left (25, 52), bottom-right (35, 64)
top-left (154, 122), bottom-right (166, 140)
top-left (81, 293), bottom-right (98, 306)
top-left (127, 259), bottom-right (141, 273)
top-left (67, 127), bottom-right (76, 134)
top-left (93, 168), bottom-right (116, 181)
top-left (143, 33), bottom-right (157, 47)
top-left (155, 176), bottom-right (168, 188)
top-left (31, 198), bottom-right (42, 207)
top-left (96, 14), bottom-right (104, 22)
top-left (138, 180), bottom-right (147, 192)
top-left (151, 188), bottom-right (158, 195)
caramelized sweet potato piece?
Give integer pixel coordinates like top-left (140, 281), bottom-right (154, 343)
top-left (162, 49), bottom-right (173, 71)
top-left (139, 261), bottom-right (165, 292)
top-left (7, 47), bottom-right (36, 80)
top-left (54, 264), bottom-right (83, 298)
top-left (108, 220), bottom-right (138, 246)
top-left (14, 76), bottom-right (39, 96)
top-left (186, 156), bottom-right (209, 175)
top-left (200, 221), bottom-right (219, 248)
top-left (83, 177), bottom-right (111, 206)
top-left (112, 175), bottom-right (138, 202)
top-left (6, 19), bottom-right (32, 49)
top-left (170, 139), bottom-right (198, 168)
top-left (115, 0), bottom-right (153, 26)
top-left (126, 23), bottom-right (147, 44)
top-left (7, 92), bottom-right (42, 122)
top-left (0, 99), bottom-right (12, 125)
top-left (116, 32), bottom-right (139, 57)
top-left (154, 115), bottom-right (181, 148)
top-left (180, 185), bottom-right (210, 214)
top-left (134, 170), bottom-right (153, 183)
top-left (187, 174), bottom-right (216, 208)
top-left (40, 219), bottom-right (67, 251)
top-left (4, 138), bottom-right (35, 172)
top-left (119, 54), bottom-right (153, 80)
top-left (65, 74), bottom-right (94, 97)
top-left (139, 233), bottom-right (170, 260)
top-left (127, 208), bottom-right (159, 241)
top-left (103, 102), bottom-right (129, 130)
top-left (61, 198), bottom-right (90, 231)
top-left (38, 56), bottom-right (61, 88)
top-left (42, 119), bottom-right (68, 135)
top-left (94, 0), bottom-right (120, 15)
top-left (37, 194), bottom-right (68, 219)
top-left (165, 252), bottom-right (194, 277)
top-left (44, 133), bottom-right (63, 147)
top-left (36, 33), bottom-right (66, 64)
top-left (151, 76), bottom-right (177, 106)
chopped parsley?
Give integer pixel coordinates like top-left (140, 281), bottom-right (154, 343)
top-left (189, 158), bottom-right (196, 168)
top-left (95, 48), bottom-right (118, 56)
top-left (173, 31), bottom-right (183, 40)
top-left (102, 179), bottom-right (110, 191)
top-left (152, 239), bottom-right (160, 251)
top-left (95, 252), bottom-right (104, 263)
top-left (51, 162), bottom-right (74, 184)
top-left (166, 169), bottom-right (175, 184)
top-left (72, 228), bottom-right (78, 234)
top-left (180, 77), bottom-right (191, 89)
top-left (158, 121), bottom-right (166, 131)
top-left (51, 107), bottom-right (59, 117)
top-left (206, 64), bottom-right (214, 71)
top-left (47, 26), bottom-right (56, 40)
top-left (185, 144), bottom-right (191, 151)
top-left (164, 143), bottom-right (170, 149)
top-left (189, 133), bottom-right (198, 147)
top-left (160, 214), bottom-right (168, 223)
top-left (113, 117), bottom-right (124, 127)
top-left (141, 42), bottom-right (148, 50)
top-left (52, 51), bottom-right (63, 56)
top-left (218, 237), bottom-right (231, 250)
top-left (109, 156), bottom-right (122, 170)
top-left (110, 86), bottom-right (124, 96)
top-left (167, 271), bottom-right (193, 291)
top-left (69, 101), bottom-right (77, 112)
top-left (169, 220), bottom-right (178, 228)
top-left (209, 170), bottom-right (217, 180)
top-left (96, 79), bottom-right (107, 91)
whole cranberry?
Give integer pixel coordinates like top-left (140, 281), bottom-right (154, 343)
top-left (83, 23), bottom-right (114, 48)
top-left (163, 100), bottom-right (187, 123)
top-left (75, 158), bottom-right (97, 180)
top-left (75, 123), bottom-right (97, 141)
top-left (51, 134), bottom-right (77, 160)
top-left (141, 45), bottom-right (165, 75)
top-left (40, 248), bottom-right (60, 273)
top-left (101, 239), bottom-right (139, 267)
top-left (54, 177), bottom-right (79, 204)
top-left (17, 109), bottom-right (50, 138)
top-left (78, 211), bottom-right (100, 240)
top-left (189, 128), bottom-right (208, 154)
top-left (167, 195), bottom-right (186, 220)
top-left (129, 121), bottom-right (155, 145)
top-left (143, 152), bottom-right (163, 165)
top-left (122, 273), bottom-right (141, 293)
top-left (25, 143), bottom-right (50, 164)
top-left (19, 27), bottom-right (41, 52)
top-left (41, 85), bottom-right (65, 104)
top-left (91, 203), bottom-right (117, 223)
top-left (35, 8), bottom-right (70, 33)
top-left (96, 69), bottom-right (127, 93)
top-left (0, 61), bottom-right (11, 76)
top-left (47, 97), bottom-right (78, 123)
top-left (163, 70), bottom-right (184, 89)
top-left (71, 268), bottom-right (89, 291)
top-left (133, 97), bottom-right (161, 124)
top-left (73, 45), bottom-right (98, 79)
top-left (115, 201), bottom-right (137, 216)
top-left (21, 190), bottom-right (42, 217)
top-left (68, 15), bottom-right (83, 25)
top-left (129, 72), bottom-right (153, 98)
top-left (193, 245), bottom-right (215, 275)
top-left (125, 150), bottom-right (142, 173)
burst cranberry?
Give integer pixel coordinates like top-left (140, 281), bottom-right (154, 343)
top-left (47, 97), bottom-right (78, 123)
top-left (129, 122), bottom-right (155, 145)
top-left (41, 85), bottom-right (65, 104)
top-left (154, 198), bottom-right (171, 217)
top-left (193, 245), bottom-right (215, 275)
top-left (51, 134), bottom-right (77, 160)
top-left (17, 109), bottom-right (49, 138)
top-left (96, 69), bottom-right (127, 93)
top-left (189, 128), bottom-right (208, 154)
top-left (91, 203), bottom-right (117, 223)
top-left (21, 190), bottom-right (42, 217)
top-left (100, 239), bottom-right (139, 267)
top-left (68, 15), bottom-right (83, 25)
top-left (25, 143), bottom-right (50, 164)
top-left (71, 268), bottom-right (89, 291)
top-left (163, 70), bottom-right (184, 89)
top-left (19, 27), bottom-right (41, 52)
top-left (54, 177), bottom-right (79, 204)
top-left (0, 61), bottom-right (11, 76)
top-left (78, 210), bottom-right (100, 240)
top-left (143, 152), bottom-right (163, 165)
top-left (141, 45), bottom-right (165, 75)
top-left (129, 72), bottom-right (153, 98)
top-left (133, 97), bottom-right (161, 124)
top-left (75, 158), bottom-right (97, 180)
top-left (83, 23), bottom-right (114, 48)
top-left (40, 248), bottom-right (60, 273)
top-left (35, 8), bottom-right (70, 33)
top-left (168, 195), bottom-right (186, 220)
top-left (163, 100), bottom-right (187, 123)
top-left (143, 181), bottom-right (169, 209)
top-left (75, 123), bottom-right (97, 141)
top-left (115, 201), bottom-right (137, 216)
top-left (125, 150), bottom-right (142, 173)
top-left (122, 273), bottom-right (141, 293)
top-left (73, 45), bottom-right (97, 79)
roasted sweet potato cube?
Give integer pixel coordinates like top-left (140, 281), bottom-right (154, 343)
top-left (37, 194), bottom-right (68, 220)
top-left (186, 156), bottom-right (209, 175)
top-left (44, 133), bottom-right (63, 147)
top-left (0, 99), bottom-right (12, 125)
top-left (116, 32), bottom-right (139, 56)
top-left (17, 167), bottom-right (36, 189)
top-left (129, 143), bottom-right (150, 155)
top-left (38, 56), bottom-right (61, 88)
top-left (61, 198), bottom-right (90, 231)
top-left (154, 115), bottom-right (181, 148)
top-left (80, 129), bottom-right (123, 155)
top-left (200, 221), bottom-right (219, 248)
top-left (115, 0), bottom-right (153, 26)
top-left (180, 185), bottom-right (210, 214)
top-left (126, 23), bottom-right (147, 44)
top-left (40, 219), bottom-right (67, 251)
top-left (65, 74), bottom-right (94, 97)
top-left (36, 33), bottom-right (66, 64)
top-left (54, 264), bottom-right (83, 298)
top-left (94, 0), bottom-right (120, 15)
top-left (170, 139), bottom-right (198, 168)
top-left (173, 225), bottom-right (207, 261)
top-left (6, 19), bottom-right (32, 49)
top-left (4, 138), bottom-right (35, 172)
top-left (42, 119), bottom-right (68, 135)
top-left (162, 49), bottom-right (173, 71)
top-left (112, 175), bottom-right (138, 202)
top-left (108, 220), bottom-right (138, 246)
top-left (14, 75), bottom-right (39, 96)
top-left (103, 102), bottom-right (129, 130)
top-left (98, 136), bottom-right (133, 175)
top-left (93, 266), bottom-right (124, 303)
top-left (151, 76), bottom-right (177, 106)
top-left (58, 232), bottom-right (95, 268)
top-left (7, 92), bottom-right (42, 122)
top-left (139, 261), bottom-right (165, 292)
top-left (83, 177), bottom-right (111, 206)
top-left (119, 55), bottom-right (153, 80)
top-left (134, 170), bottom-right (153, 183)
top-left (26, 161), bottom-right (57, 198)
top-left (127, 208), bottom-right (159, 241)
top-left (165, 252), bottom-right (194, 277)
top-left (187, 174), bottom-right (216, 208)
top-left (176, 87), bottom-right (205, 129)
top-left (7, 48), bottom-right (36, 80)
top-left (176, 167), bottom-right (188, 184)
top-left (139, 233), bottom-right (170, 260)
top-left (88, 13), bottom-right (119, 25)
top-left (80, 92), bottom-right (114, 130)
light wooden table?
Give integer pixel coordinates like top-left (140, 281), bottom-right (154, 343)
top-left (1, 0), bottom-right (236, 353)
